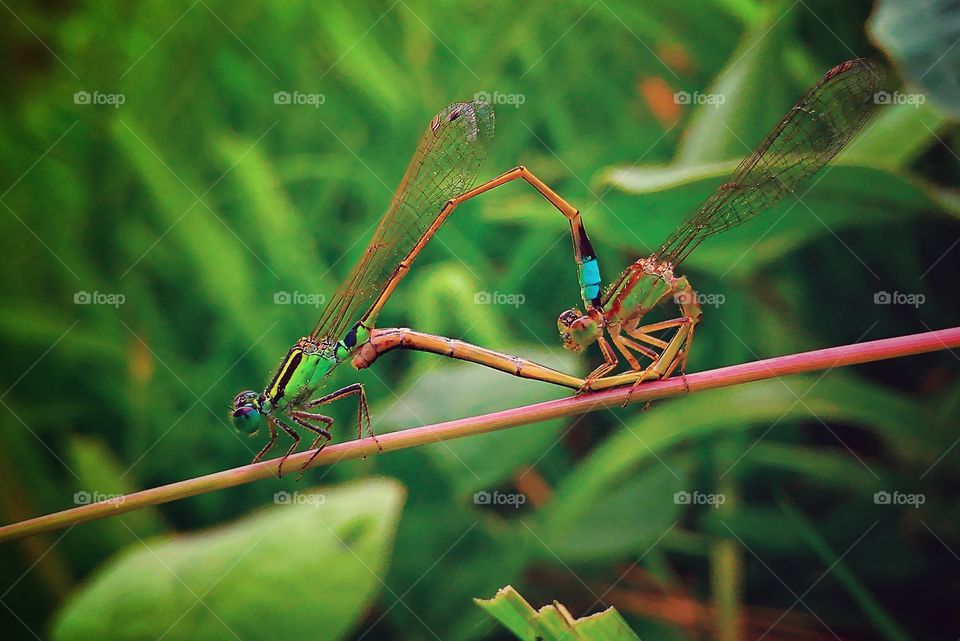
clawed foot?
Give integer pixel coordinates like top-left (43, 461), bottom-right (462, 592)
top-left (621, 376), bottom-right (647, 408)
top-left (621, 361), bottom-right (662, 407)
top-left (295, 439), bottom-right (329, 482)
top-left (361, 433), bottom-right (383, 461)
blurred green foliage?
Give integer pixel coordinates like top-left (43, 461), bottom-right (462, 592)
top-left (0, 1), bottom-right (958, 640)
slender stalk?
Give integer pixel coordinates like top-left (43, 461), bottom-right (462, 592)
top-left (713, 446), bottom-right (743, 641)
top-left (2, 327), bottom-right (958, 544)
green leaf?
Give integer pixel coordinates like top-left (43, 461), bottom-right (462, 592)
top-left (676, 0), bottom-right (798, 164)
top-left (214, 135), bottom-right (332, 297)
top-left (67, 435), bottom-right (168, 557)
top-left (539, 376), bottom-right (931, 548)
top-left (744, 441), bottom-right (884, 491)
top-left (870, 0), bottom-right (960, 118)
top-left (703, 505), bottom-right (807, 555)
top-left (476, 585), bottom-right (641, 641)
top-left (532, 458), bottom-right (687, 561)
top-left (308, 3), bottom-right (412, 114)
top-left (839, 101), bottom-right (947, 170)
top-left (110, 118), bottom-right (263, 347)
top-left (52, 478), bottom-right (405, 641)
top-left (597, 160), bottom-right (738, 194)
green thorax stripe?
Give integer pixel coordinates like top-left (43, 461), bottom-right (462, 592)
top-left (268, 347), bottom-right (303, 401)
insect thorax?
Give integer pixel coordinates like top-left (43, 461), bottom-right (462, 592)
top-left (606, 258), bottom-right (682, 325)
top-left (265, 337), bottom-right (337, 410)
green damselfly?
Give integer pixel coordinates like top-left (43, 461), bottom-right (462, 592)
top-left (354, 59), bottom-right (885, 396)
top-left (232, 100), bottom-right (602, 476)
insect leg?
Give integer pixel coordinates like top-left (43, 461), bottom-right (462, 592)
top-left (251, 417), bottom-right (279, 465)
top-left (274, 418), bottom-right (301, 479)
top-left (289, 412), bottom-right (334, 481)
top-left (306, 383), bottom-right (379, 449)
top-left (580, 335), bottom-right (619, 393)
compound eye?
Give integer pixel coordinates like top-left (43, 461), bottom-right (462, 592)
top-left (558, 309), bottom-right (582, 327)
top-left (231, 405), bottom-right (261, 435)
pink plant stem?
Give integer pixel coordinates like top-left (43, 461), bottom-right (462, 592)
top-left (2, 327), bottom-right (958, 544)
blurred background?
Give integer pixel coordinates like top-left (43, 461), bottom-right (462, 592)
top-left (1, 0), bottom-right (958, 639)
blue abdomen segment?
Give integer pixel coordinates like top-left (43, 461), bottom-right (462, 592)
top-left (580, 257), bottom-right (601, 303)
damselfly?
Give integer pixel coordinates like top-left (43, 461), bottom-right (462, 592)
top-left (231, 100), bottom-right (602, 477)
top-left (353, 59), bottom-right (885, 396)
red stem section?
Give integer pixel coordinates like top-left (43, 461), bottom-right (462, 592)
top-left (2, 327), bottom-right (958, 543)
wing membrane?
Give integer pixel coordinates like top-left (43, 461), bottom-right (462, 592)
top-left (312, 101), bottom-right (494, 341)
top-left (652, 58), bottom-right (884, 267)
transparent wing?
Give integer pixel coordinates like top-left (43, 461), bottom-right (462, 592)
top-left (312, 100), bottom-right (494, 342)
top-left (652, 58), bottom-right (884, 267)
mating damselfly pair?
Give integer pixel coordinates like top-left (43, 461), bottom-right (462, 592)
top-left (232, 59), bottom-right (884, 478)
